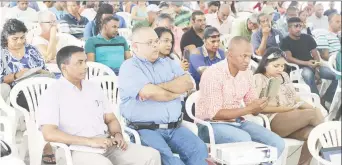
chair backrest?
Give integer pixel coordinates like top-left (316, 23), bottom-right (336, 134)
top-left (86, 62), bottom-right (116, 79)
top-left (10, 77), bottom-right (56, 121)
top-left (292, 83), bottom-right (311, 93)
top-left (45, 63), bottom-right (61, 73)
top-left (249, 60), bottom-right (258, 72)
top-left (89, 76), bottom-right (118, 105)
top-left (308, 121), bottom-right (341, 165)
top-left (116, 12), bottom-right (132, 28)
top-left (0, 117), bottom-right (13, 145)
top-left (118, 28), bottom-right (132, 41)
top-left (328, 53), bottom-right (341, 76)
top-left (185, 91), bottom-right (199, 120)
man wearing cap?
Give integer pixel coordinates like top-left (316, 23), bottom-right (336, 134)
top-left (273, 7), bottom-right (299, 36)
top-left (189, 27), bottom-right (225, 89)
top-left (132, 4), bottom-right (160, 30)
top-left (171, 2), bottom-right (192, 29)
top-left (231, 13), bottom-right (259, 41)
top-left (251, 13), bottom-right (284, 56)
top-left (205, 4), bottom-right (234, 35)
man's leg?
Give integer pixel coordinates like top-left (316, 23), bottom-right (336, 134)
top-left (301, 67), bottom-right (319, 95)
top-left (63, 150), bottom-right (113, 165)
top-left (198, 123), bottom-right (252, 144)
top-left (104, 143), bottom-right (161, 165)
top-left (240, 121), bottom-right (285, 158)
top-left (319, 66), bottom-right (338, 103)
top-left (138, 129), bottom-right (185, 165)
top-left (167, 127), bottom-right (208, 165)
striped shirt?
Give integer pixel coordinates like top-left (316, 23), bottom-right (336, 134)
top-left (313, 29), bottom-right (341, 55)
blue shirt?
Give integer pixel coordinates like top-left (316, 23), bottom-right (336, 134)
top-left (84, 34), bottom-right (129, 75)
top-left (83, 15), bottom-right (126, 40)
top-left (61, 14), bottom-right (89, 39)
top-left (119, 55), bottom-right (185, 124)
top-left (251, 28), bottom-right (284, 54)
top-left (189, 46), bottom-right (225, 87)
top-left (49, 7), bottom-right (68, 20)
top-left (0, 44), bottom-right (46, 86)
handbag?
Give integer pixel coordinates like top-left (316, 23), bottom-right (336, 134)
top-left (0, 140), bottom-right (11, 157)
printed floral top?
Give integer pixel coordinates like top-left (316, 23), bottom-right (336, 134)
top-left (0, 44), bottom-right (46, 86)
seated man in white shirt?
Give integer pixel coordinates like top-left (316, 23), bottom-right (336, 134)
top-left (5, 0), bottom-right (38, 30)
top-left (307, 4), bottom-right (329, 30)
top-left (37, 46), bottom-right (161, 165)
top-left (32, 10), bottom-right (58, 63)
top-left (205, 4), bottom-right (234, 35)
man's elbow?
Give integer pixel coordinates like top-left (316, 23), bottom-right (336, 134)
top-left (184, 77), bottom-right (194, 91)
top-left (42, 128), bottom-right (56, 142)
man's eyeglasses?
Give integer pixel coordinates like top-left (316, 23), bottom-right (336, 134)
top-left (134, 39), bottom-right (160, 47)
top-left (267, 51), bottom-right (286, 60)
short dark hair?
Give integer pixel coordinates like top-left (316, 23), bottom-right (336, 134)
top-left (191, 11), bottom-right (204, 21)
top-left (287, 17), bottom-right (302, 25)
top-left (254, 47), bottom-right (286, 74)
top-left (101, 16), bottom-right (120, 29)
top-left (208, 1), bottom-right (220, 8)
top-left (56, 46), bottom-right (84, 71)
top-left (94, 3), bottom-right (113, 35)
top-left (1, 19), bottom-right (27, 48)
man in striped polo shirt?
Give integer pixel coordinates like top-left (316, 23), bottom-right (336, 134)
top-left (313, 13), bottom-right (341, 61)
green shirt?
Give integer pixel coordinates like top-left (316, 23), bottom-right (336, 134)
top-left (231, 19), bottom-right (252, 41)
top-left (85, 34), bottom-right (129, 75)
top-left (174, 10), bottom-right (191, 27)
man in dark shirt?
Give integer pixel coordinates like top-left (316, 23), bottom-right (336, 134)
top-left (61, 1), bottom-right (89, 39)
top-left (280, 17), bottom-right (337, 103)
top-left (324, 1), bottom-right (338, 17)
top-left (180, 11), bottom-right (206, 54)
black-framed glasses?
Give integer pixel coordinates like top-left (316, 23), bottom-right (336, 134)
top-left (267, 51), bottom-right (286, 60)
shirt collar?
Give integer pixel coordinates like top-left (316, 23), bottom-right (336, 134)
top-left (201, 45), bottom-right (221, 59)
top-left (59, 76), bottom-right (85, 91)
top-left (223, 58), bottom-right (241, 78)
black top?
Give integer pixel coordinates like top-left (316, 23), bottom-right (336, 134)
top-left (180, 27), bottom-right (204, 54)
top-left (280, 34), bottom-right (317, 65)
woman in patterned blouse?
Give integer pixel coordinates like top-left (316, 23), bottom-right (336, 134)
top-left (253, 47), bottom-right (324, 165)
top-left (0, 19), bottom-right (56, 164)
top-left (0, 19), bottom-right (47, 87)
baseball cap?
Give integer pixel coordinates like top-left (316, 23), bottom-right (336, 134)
top-left (261, 6), bottom-right (275, 15)
top-left (147, 4), bottom-right (161, 13)
top-left (248, 13), bottom-right (258, 24)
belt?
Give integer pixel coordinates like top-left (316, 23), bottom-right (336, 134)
top-left (127, 114), bottom-right (183, 130)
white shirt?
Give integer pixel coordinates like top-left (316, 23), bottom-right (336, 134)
top-left (81, 8), bottom-right (96, 21)
top-left (5, 6), bottom-right (38, 30)
top-left (31, 35), bottom-right (49, 47)
top-left (307, 15), bottom-right (329, 30)
top-left (37, 77), bottom-right (114, 137)
top-left (205, 13), bottom-right (234, 35)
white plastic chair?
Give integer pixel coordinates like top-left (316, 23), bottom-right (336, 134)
top-left (308, 121), bottom-right (341, 165)
top-left (326, 53), bottom-right (341, 121)
top-left (248, 59), bottom-right (259, 72)
top-left (86, 62), bottom-right (116, 79)
top-left (118, 28), bottom-right (132, 41)
top-left (45, 63), bottom-right (61, 74)
top-left (116, 12), bottom-right (132, 29)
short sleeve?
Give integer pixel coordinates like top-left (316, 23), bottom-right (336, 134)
top-left (83, 21), bottom-right (94, 40)
top-left (119, 16), bottom-right (127, 28)
top-left (244, 71), bottom-right (258, 104)
top-left (189, 53), bottom-right (206, 72)
top-left (123, 38), bottom-right (129, 51)
top-left (30, 45), bottom-right (47, 70)
top-left (307, 35), bottom-right (317, 51)
top-left (314, 34), bottom-right (328, 50)
top-left (37, 87), bottom-right (60, 127)
top-left (84, 38), bottom-right (95, 54)
top-left (118, 60), bottom-right (151, 99)
top-left (251, 32), bottom-right (261, 53)
top-left (280, 38), bottom-right (289, 51)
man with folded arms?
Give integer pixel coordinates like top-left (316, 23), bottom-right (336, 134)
top-left (37, 46), bottom-right (160, 165)
top-left (119, 27), bottom-right (208, 165)
top-left (196, 36), bottom-right (285, 160)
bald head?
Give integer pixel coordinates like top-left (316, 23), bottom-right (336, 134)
top-left (218, 4), bottom-right (231, 22)
top-left (227, 36), bottom-right (253, 71)
top-left (131, 27), bottom-right (159, 62)
top-left (132, 27), bottom-right (156, 42)
top-left (228, 36), bottom-right (250, 52)
top-left (38, 10), bottom-right (56, 23)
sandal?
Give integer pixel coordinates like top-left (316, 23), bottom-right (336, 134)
top-left (42, 154), bottom-right (56, 164)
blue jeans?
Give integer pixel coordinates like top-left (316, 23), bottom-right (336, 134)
top-left (301, 66), bottom-right (338, 102)
top-left (198, 121), bottom-right (285, 158)
top-left (138, 127), bottom-right (208, 165)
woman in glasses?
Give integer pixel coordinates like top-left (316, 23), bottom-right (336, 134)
top-left (253, 47), bottom-right (324, 165)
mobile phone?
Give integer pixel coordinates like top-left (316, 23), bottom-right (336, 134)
top-left (183, 49), bottom-right (191, 62)
top-left (262, 78), bottom-right (281, 98)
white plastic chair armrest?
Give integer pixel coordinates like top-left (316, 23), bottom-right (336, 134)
top-left (124, 126), bottom-right (141, 145)
top-left (296, 92), bottom-right (328, 117)
top-left (286, 62), bottom-right (300, 70)
top-left (193, 118), bottom-right (216, 156)
top-left (50, 142), bottom-right (73, 165)
top-left (258, 114), bottom-right (271, 130)
top-left (181, 121), bottom-right (198, 135)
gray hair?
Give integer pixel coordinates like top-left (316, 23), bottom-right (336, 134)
top-left (38, 10), bottom-right (56, 22)
top-left (155, 13), bottom-right (174, 24)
